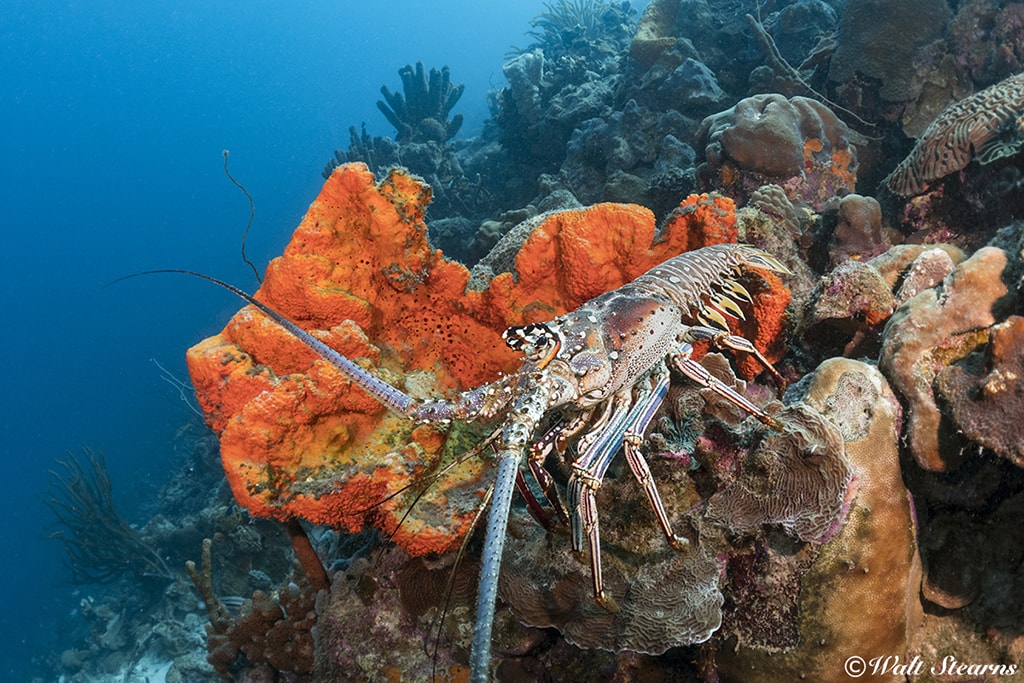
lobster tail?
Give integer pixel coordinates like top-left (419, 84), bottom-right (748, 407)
top-left (630, 244), bottom-right (790, 329)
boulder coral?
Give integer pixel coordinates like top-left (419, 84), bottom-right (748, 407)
top-left (186, 163), bottom-right (790, 557)
top-left (879, 247), bottom-right (1014, 472)
top-left (830, 193), bottom-right (890, 266)
top-left (801, 260), bottom-right (896, 358)
top-left (696, 94), bottom-right (861, 211)
top-left (716, 358), bottom-right (922, 683)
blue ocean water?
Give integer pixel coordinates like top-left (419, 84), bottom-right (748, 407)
top-left (0, 1), bottom-right (592, 677)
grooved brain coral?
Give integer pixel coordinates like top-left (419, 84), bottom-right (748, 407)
top-left (885, 71), bottom-right (1024, 196)
top-left (186, 163), bottom-right (789, 556)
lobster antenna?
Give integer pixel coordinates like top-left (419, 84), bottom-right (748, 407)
top-left (107, 269), bottom-right (419, 417)
top-left (222, 149), bottom-right (262, 285)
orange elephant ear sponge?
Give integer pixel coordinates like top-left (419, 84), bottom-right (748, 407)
top-left (187, 165), bottom-right (790, 555)
top-left (187, 163), bottom-right (512, 556)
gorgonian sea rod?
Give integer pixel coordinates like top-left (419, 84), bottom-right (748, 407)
top-left (186, 162), bottom-right (789, 557)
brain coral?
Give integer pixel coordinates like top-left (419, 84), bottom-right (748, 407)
top-left (884, 71), bottom-right (1024, 196)
top-left (187, 163), bottom-right (790, 557)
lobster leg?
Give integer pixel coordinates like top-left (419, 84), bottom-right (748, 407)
top-left (671, 343), bottom-right (782, 430)
top-left (684, 325), bottom-right (787, 394)
top-left (567, 394), bottom-right (634, 612)
top-left (524, 409), bottom-right (594, 528)
top-left (567, 371), bottom-right (675, 612)
top-left (620, 372), bottom-right (690, 552)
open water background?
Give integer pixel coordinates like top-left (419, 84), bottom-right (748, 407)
top-left (0, 1), bottom-right (609, 676)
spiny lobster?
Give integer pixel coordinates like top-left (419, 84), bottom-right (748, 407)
top-left (167, 242), bottom-right (790, 682)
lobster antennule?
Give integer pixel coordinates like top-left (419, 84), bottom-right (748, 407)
top-left (116, 269), bottom-right (420, 417)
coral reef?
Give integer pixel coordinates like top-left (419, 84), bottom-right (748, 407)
top-left (948, 0), bottom-right (1024, 87)
top-left (186, 164), bottom-right (791, 563)
top-left (53, 4), bottom-right (1024, 681)
top-left (497, 353), bottom-right (850, 666)
top-left (801, 259), bottom-right (896, 358)
top-left (188, 538), bottom-right (317, 681)
top-left (830, 193), bottom-right (889, 265)
top-left (314, 545), bottom-right (474, 681)
top-left (520, 0), bottom-right (637, 64)
top-left (629, 0), bottom-right (678, 69)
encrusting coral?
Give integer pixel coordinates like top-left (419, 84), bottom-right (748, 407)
top-left (827, 0), bottom-right (950, 103)
top-left (186, 163), bottom-right (790, 558)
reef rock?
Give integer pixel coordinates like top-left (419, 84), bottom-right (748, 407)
top-left (802, 259), bottom-right (896, 359)
top-left (936, 315), bottom-right (1024, 467)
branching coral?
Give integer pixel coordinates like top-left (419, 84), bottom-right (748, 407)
top-left (377, 62), bottom-right (464, 144)
top-left (884, 71), bottom-right (1024, 197)
top-left (44, 447), bottom-right (174, 584)
top-left (521, 0), bottom-right (636, 62)
top-left (187, 538), bottom-right (316, 681)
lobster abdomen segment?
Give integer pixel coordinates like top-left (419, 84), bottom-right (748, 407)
top-left (628, 244), bottom-right (790, 327)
